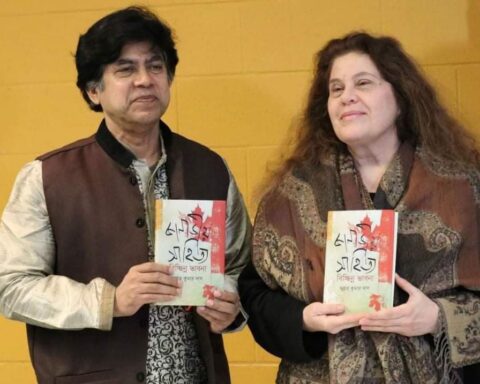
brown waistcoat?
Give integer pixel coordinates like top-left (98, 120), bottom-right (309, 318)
top-left (30, 121), bottom-right (231, 384)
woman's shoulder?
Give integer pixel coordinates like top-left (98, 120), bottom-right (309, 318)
top-left (416, 148), bottom-right (480, 176)
top-left (258, 159), bottom-right (337, 221)
top-left (415, 147), bottom-right (480, 197)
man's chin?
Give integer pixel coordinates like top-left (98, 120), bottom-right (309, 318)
top-left (131, 111), bottom-right (164, 124)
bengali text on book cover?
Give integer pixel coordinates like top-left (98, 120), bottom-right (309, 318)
top-left (323, 210), bottom-right (398, 313)
top-left (154, 199), bottom-right (226, 306)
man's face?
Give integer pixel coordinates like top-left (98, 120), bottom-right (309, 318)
top-left (87, 41), bottom-right (171, 133)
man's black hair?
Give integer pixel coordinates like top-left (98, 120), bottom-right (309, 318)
top-left (75, 6), bottom-right (179, 112)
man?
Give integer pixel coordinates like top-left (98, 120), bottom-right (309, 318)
top-left (0, 7), bottom-right (251, 384)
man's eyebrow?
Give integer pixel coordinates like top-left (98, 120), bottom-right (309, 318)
top-left (113, 55), bottom-right (165, 65)
top-left (147, 54), bottom-right (166, 63)
top-left (114, 58), bottom-right (135, 66)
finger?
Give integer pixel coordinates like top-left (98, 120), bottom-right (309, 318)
top-left (140, 293), bottom-right (178, 304)
top-left (310, 302), bottom-right (345, 316)
top-left (205, 298), bottom-right (238, 317)
top-left (360, 316), bottom-right (404, 328)
top-left (196, 308), bottom-right (225, 333)
top-left (360, 306), bottom-right (405, 321)
top-left (138, 272), bottom-right (182, 287)
top-left (196, 306), bottom-right (219, 323)
top-left (138, 282), bottom-right (182, 296)
top-left (207, 290), bottom-right (239, 311)
top-left (335, 312), bottom-right (366, 327)
top-left (360, 324), bottom-right (407, 335)
top-left (156, 273), bottom-right (183, 288)
top-left (213, 290), bottom-right (238, 304)
top-left (395, 274), bottom-right (418, 295)
top-left (326, 313), bottom-right (365, 333)
top-left (121, 293), bottom-right (178, 309)
top-left (132, 262), bottom-right (172, 274)
top-left (200, 305), bottom-right (235, 322)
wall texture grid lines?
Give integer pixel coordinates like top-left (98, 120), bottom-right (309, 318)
top-left (1, 1), bottom-right (479, 382)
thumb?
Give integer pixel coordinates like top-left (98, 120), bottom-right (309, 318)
top-left (395, 273), bottom-right (418, 295)
top-left (316, 302), bottom-right (345, 316)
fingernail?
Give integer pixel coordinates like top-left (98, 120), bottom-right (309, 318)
top-left (206, 299), bottom-right (214, 306)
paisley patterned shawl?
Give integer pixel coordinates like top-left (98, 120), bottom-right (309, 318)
top-left (252, 142), bottom-right (480, 383)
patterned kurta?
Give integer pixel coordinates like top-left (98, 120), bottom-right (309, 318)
top-left (132, 158), bottom-right (207, 383)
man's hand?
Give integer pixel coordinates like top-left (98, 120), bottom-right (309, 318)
top-left (196, 290), bottom-right (240, 333)
top-left (114, 262), bottom-right (182, 317)
top-left (303, 302), bottom-right (366, 334)
top-left (359, 274), bottom-right (440, 336)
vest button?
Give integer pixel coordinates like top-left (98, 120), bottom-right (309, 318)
top-left (129, 175), bottom-right (138, 185)
top-left (136, 218), bottom-right (146, 228)
top-left (136, 371), bottom-right (145, 382)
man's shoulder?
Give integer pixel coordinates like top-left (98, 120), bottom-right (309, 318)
top-left (166, 129), bottom-right (223, 162)
top-left (37, 135), bottom-right (97, 162)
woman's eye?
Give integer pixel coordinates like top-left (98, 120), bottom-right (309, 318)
top-left (356, 79), bottom-right (373, 87)
top-left (330, 85), bottom-right (344, 96)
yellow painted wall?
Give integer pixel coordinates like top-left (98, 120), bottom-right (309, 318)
top-left (1, 0), bottom-right (479, 383)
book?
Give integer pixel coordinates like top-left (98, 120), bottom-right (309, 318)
top-left (323, 210), bottom-right (398, 314)
top-left (154, 199), bottom-right (226, 306)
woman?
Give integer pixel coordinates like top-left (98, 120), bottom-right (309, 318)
top-left (239, 32), bottom-right (480, 383)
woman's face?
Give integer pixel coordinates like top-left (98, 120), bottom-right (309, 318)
top-left (327, 52), bottom-right (400, 152)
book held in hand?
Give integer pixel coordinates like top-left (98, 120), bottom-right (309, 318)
top-left (323, 210), bottom-right (398, 313)
top-left (154, 199), bottom-right (226, 306)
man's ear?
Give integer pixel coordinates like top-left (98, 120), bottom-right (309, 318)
top-left (86, 84), bottom-right (100, 106)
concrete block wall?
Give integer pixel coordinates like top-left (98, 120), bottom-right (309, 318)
top-left (1, 0), bottom-right (479, 382)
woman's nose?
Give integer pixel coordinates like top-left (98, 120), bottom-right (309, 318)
top-left (340, 85), bottom-right (357, 104)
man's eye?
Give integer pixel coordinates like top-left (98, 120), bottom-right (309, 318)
top-left (150, 63), bottom-right (164, 73)
top-left (116, 67), bottom-right (134, 76)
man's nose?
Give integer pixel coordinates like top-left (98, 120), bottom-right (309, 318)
top-left (134, 67), bottom-right (153, 86)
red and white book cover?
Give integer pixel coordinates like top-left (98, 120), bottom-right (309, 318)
top-left (323, 210), bottom-right (398, 313)
top-left (154, 199), bottom-right (225, 306)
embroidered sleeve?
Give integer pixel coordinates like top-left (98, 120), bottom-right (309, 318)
top-left (224, 164), bottom-right (252, 280)
top-left (0, 161), bottom-right (114, 330)
top-left (434, 293), bottom-right (480, 369)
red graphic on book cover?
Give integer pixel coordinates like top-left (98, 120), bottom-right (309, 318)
top-left (202, 284), bottom-right (215, 300)
top-left (368, 293), bottom-right (383, 311)
top-left (210, 201), bottom-right (225, 274)
top-left (176, 202), bottom-right (225, 274)
top-left (353, 211), bottom-right (395, 283)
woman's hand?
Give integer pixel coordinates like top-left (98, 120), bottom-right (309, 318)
top-left (359, 274), bottom-right (439, 336)
top-left (303, 302), bottom-right (366, 334)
